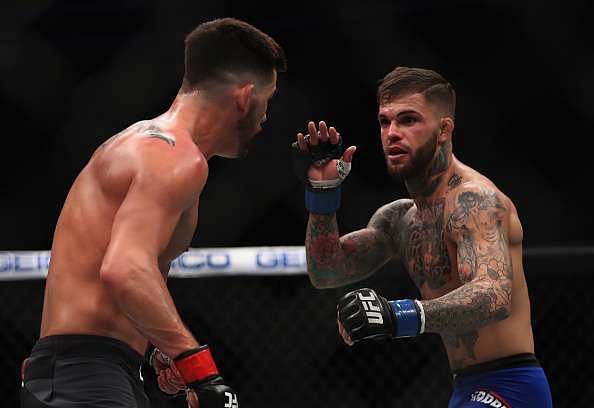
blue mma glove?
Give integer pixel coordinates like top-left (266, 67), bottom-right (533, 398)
top-left (337, 288), bottom-right (426, 342)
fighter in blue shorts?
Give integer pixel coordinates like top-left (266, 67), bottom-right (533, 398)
top-left (293, 66), bottom-right (553, 406)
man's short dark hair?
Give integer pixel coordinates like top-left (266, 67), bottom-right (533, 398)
top-left (183, 17), bottom-right (287, 90)
top-left (377, 67), bottom-right (456, 118)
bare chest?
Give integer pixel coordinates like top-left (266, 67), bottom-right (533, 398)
top-left (400, 200), bottom-right (457, 294)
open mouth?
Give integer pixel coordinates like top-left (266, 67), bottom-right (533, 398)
top-left (386, 146), bottom-right (408, 160)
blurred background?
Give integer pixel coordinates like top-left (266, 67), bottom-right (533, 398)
top-left (1, 0), bottom-right (593, 407)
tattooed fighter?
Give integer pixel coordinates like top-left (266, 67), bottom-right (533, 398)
top-left (294, 67), bottom-right (552, 407)
top-left (21, 18), bottom-right (285, 408)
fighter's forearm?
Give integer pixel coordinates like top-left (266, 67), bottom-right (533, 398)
top-left (422, 277), bottom-right (513, 335)
top-left (306, 213), bottom-right (347, 288)
top-left (102, 263), bottom-right (197, 358)
top-left (306, 214), bottom-right (388, 288)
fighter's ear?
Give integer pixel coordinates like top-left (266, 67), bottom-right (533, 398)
top-left (439, 117), bottom-right (454, 142)
top-left (234, 82), bottom-right (255, 114)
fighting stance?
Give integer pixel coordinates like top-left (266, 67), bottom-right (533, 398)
top-left (21, 18), bottom-right (286, 408)
top-left (294, 67), bottom-right (552, 407)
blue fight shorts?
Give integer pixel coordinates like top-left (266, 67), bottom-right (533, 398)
top-left (449, 353), bottom-right (553, 408)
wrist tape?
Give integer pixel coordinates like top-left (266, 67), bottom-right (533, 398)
top-left (389, 299), bottom-right (425, 338)
top-left (174, 345), bottom-right (219, 385)
top-left (305, 186), bottom-right (341, 214)
top-left (308, 159), bottom-right (352, 189)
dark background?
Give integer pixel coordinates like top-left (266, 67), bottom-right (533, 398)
top-left (1, 0), bottom-right (593, 407)
top-left (1, 0), bottom-right (593, 250)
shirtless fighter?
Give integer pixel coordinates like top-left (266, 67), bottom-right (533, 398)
top-left (21, 18), bottom-right (286, 408)
top-left (293, 67), bottom-right (553, 407)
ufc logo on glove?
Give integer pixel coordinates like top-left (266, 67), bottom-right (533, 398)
top-left (338, 287), bottom-right (424, 342)
top-left (358, 291), bottom-right (384, 324)
top-left (224, 391), bottom-right (238, 408)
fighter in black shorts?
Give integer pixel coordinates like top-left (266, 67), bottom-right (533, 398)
top-left (21, 17), bottom-right (286, 407)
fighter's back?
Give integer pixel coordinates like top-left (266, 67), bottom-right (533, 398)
top-left (40, 121), bottom-right (202, 353)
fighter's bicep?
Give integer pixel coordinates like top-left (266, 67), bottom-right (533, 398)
top-left (364, 200), bottom-right (410, 259)
top-left (337, 202), bottom-right (406, 275)
top-left (109, 191), bottom-right (184, 258)
top-left (103, 174), bottom-right (196, 269)
top-left (340, 227), bottom-right (393, 270)
top-left (447, 188), bottom-right (512, 283)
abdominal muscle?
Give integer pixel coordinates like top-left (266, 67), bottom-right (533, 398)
top-left (432, 250), bottom-right (534, 370)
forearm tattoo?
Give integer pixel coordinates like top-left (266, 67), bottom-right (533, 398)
top-left (423, 189), bottom-right (513, 355)
top-left (306, 214), bottom-right (342, 281)
top-left (305, 202), bottom-right (405, 287)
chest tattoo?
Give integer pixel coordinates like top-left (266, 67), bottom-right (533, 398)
top-left (405, 199), bottom-right (452, 290)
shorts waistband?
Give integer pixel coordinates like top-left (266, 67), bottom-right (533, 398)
top-left (452, 353), bottom-right (540, 378)
top-left (31, 335), bottom-right (144, 368)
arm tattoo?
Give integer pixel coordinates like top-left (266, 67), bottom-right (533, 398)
top-left (457, 229), bottom-right (476, 281)
top-left (423, 189), bottom-right (513, 357)
top-left (305, 202), bottom-right (408, 288)
top-left (306, 213), bottom-right (342, 276)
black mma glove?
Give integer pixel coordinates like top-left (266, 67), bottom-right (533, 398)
top-left (290, 133), bottom-right (352, 213)
top-left (337, 288), bottom-right (425, 343)
top-left (174, 345), bottom-right (239, 408)
top-left (291, 134), bottom-right (344, 190)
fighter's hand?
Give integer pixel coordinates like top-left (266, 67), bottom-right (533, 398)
top-left (337, 288), bottom-right (424, 342)
top-left (156, 365), bottom-right (186, 395)
top-left (150, 348), bottom-right (187, 395)
top-left (297, 121), bottom-right (357, 182)
top-left (174, 345), bottom-right (239, 408)
top-left (337, 288), bottom-right (397, 343)
top-left (186, 390), bottom-right (200, 408)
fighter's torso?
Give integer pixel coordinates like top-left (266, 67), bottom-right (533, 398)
top-left (41, 121), bottom-right (201, 353)
top-left (391, 165), bottom-right (534, 370)
top-left (399, 198), bottom-right (460, 298)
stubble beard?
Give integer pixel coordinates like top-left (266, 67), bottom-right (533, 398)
top-left (387, 130), bottom-right (439, 182)
top-left (235, 101), bottom-right (261, 158)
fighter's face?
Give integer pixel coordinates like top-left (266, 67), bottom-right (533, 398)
top-left (378, 93), bottom-right (442, 180)
top-left (235, 71), bottom-right (277, 157)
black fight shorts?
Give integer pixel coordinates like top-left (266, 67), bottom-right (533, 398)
top-left (21, 335), bottom-right (151, 408)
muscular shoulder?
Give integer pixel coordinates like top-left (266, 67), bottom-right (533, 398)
top-left (135, 139), bottom-right (207, 202)
top-left (91, 123), bottom-right (208, 210)
top-left (444, 179), bottom-right (516, 241)
top-left (91, 124), bottom-right (207, 212)
top-left (368, 198), bottom-right (414, 233)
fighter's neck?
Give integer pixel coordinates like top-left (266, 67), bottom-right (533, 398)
top-left (405, 143), bottom-right (457, 209)
top-left (159, 92), bottom-right (232, 159)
